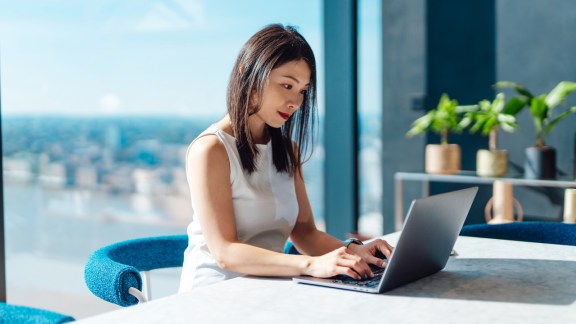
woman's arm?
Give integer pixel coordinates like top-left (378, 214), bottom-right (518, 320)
top-left (187, 136), bottom-right (372, 279)
top-left (289, 148), bottom-right (394, 267)
top-left (289, 167), bottom-right (346, 256)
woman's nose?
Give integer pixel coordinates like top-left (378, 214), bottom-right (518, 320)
top-left (287, 95), bottom-right (303, 110)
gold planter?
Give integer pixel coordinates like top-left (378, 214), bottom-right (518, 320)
top-left (476, 149), bottom-right (508, 177)
top-left (425, 144), bottom-right (461, 175)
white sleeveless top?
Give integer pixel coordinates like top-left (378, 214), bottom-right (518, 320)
top-left (178, 125), bottom-right (299, 292)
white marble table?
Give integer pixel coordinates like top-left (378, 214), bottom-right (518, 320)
top-left (78, 234), bottom-right (576, 324)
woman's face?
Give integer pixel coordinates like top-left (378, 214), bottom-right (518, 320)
top-left (253, 59), bottom-right (311, 128)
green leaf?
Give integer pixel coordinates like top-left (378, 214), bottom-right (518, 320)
top-left (437, 93), bottom-right (454, 112)
top-left (406, 113), bottom-right (433, 137)
top-left (455, 104), bottom-right (478, 114)
top-left (500, 121), bottom-right (518, 133)
top-left (502, 96), bottom-right (527, 115)
top-left (545, 106), bottom-right (576, 135)
top-left (469, 116), bottom-right (485, 134)
top-left (459, 115), bottom-right (473, 128)
top-left (406, 93), bottom-right (468, 141)
top-left (494, 81), bottom-right (534, 98)
top-left (482, 119), bottom-right (497, 136)
top-left (494, 80), bottom-right (576, 144)
top-left (545, 81), bottom-right (576, 109)
top-left (491, 93), bottom-right (505, 113)
top-left (530, 95), bottom-right (548, 121)
top-left (497, 114), bottom-right (516, 124)
top-left (466, 93), bottom-right (519, 136)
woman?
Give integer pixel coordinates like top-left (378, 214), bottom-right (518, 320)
top-left (179, 24), bottom-right (393, 292)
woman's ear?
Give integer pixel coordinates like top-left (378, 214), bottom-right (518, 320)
top-left (239, 64), bottom-right (245, 74)
top-left (248, 90), bottom-right (259, 114)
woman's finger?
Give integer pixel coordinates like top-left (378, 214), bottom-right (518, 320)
top-left (374, 239), bottom-right (394, 259)
top-left (335, 266), bottom-right (362, 280)
top-left (337, 256), bottom-right (373, 279)
top-left (366, 255), bottom-right (389, 268)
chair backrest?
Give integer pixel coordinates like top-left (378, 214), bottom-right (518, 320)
top-left (85, 236), bottom-right (308, 307)
top-left (0, 302), bottom-right (75, 323)
top-left (84, 235), bottom-right (188, 307)
top-left (460, 221), bottom-right (576, 246)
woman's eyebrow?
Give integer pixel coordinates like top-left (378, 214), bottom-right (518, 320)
top-left (282, 75), bottom-right (310, 86)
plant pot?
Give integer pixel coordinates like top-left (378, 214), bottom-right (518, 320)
top-left (524, 146), bottom-right (556, 180)
top-left (476, 149), bottom-right (508, 177)
top-left (425, 144), bottom-right (461, 175)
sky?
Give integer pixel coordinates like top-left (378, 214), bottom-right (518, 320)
top-left (0, 0), bottom-right (380, 117)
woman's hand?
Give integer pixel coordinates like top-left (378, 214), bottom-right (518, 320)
top-left (304, 247), bottom-right (374, 280)
top-left (347, 239), bottom-right (394, 267)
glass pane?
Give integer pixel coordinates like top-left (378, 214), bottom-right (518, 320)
top-left (1, 0), bottom-right (322, 318)
top-left (358, 0), bottom-right (383, 237)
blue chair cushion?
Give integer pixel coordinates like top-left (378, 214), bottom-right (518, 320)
top-left (460, 221), bottom-right (576, 246)
top-left (284, 241), bottom-right (301, 255)
top-left (0, 302), bottom-right (75, 323)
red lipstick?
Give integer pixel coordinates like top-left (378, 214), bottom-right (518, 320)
top-left (278, 112), bottom-right (290, 120)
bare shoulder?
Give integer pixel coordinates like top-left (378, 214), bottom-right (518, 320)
top-left (188, 135), bottom-right (229, 167)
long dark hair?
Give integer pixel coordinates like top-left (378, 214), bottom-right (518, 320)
top-left (226, 24), bottom-right (317, 175)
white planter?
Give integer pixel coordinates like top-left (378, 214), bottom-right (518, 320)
top-left (425, 144), bottom-right (461, 175)
top-left (476, 149), bottom-right (508, 177)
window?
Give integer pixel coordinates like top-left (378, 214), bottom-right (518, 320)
top-left (0, 0), bottom-right (322, 317)
top-left (358, 0), bottom-right (383, 237)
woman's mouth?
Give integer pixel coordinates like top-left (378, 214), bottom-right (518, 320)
top-left (278, 112), bottom-right (290, 120)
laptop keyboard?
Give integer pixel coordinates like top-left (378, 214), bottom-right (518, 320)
top-left (330, 264), bottom-right (385, 288)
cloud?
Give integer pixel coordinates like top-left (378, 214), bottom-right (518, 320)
top-left (136, 0), bottom-right (205, 32)
top-left (100, 93), bottom-right (120, 113)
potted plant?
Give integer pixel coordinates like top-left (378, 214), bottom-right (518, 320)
top-left (461, 93), bottom-right (522, 177)
top-left (406, 93), bottom-right (471, 175)
top-left (495, 81), bottom-right (576, 179)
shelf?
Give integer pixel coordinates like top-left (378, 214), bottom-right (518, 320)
top-left (394, 171), bottom-right (576, 230)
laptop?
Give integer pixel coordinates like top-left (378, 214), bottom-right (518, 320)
top-left (293, 186), bottom-right (478, 293)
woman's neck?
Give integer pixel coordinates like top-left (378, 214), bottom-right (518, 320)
top-left (217, 115), bottom-right (269, 145)
top-left (247, 115), bottom-right (269, 144)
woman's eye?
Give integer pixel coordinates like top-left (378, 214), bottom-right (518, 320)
top-left (300, 89), bottom-right (308, 95)
top-left (282, 84), bottom-right (292, 90)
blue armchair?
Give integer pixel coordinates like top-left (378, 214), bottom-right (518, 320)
top-left (84, 235), bottom-right (188, 307)
top-left (0, 302), bottom-right (74, 323)
top-left (460, 221), bottom-right (576, 246)
top-left (85, 235), bottom-right (301, 307)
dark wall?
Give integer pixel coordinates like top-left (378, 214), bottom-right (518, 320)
top-left (426, 0), bottom-right (495, 224)
top-left (381, 0), bottom-right (576, 231)
top-left (497, 0), bottom-right (576, 220)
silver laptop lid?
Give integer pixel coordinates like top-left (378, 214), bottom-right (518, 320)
top-left (378, 186), bottom-right (478, 292)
